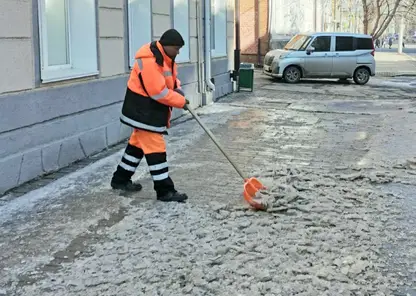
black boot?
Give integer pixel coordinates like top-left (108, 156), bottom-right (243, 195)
top-left (157, 191), bottom-right (188, 202)
top-left (111, 179), bottom-right (143, 192)
top-left (111, 143), bottom-right (144, 192)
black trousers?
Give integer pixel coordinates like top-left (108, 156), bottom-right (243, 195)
top-left (112, 143), bottom-right (175, 197)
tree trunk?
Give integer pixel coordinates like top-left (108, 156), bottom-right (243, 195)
top-left (362, 0), bottom-right (370, 34)
top-left (370, 0), bottom-right (382, 35)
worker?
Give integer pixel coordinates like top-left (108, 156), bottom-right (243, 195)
top-left (111, 29), bottom-right (189, 203)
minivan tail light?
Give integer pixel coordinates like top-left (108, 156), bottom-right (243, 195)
top-left (371, 40), bottom-right (375, 56)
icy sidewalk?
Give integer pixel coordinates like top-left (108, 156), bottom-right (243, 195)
top-left (1, 83), bottom-right (416, 295)
top-left (12, 169), bottom-right (407, 296)
top-left (0, 103), bottom-right (250, 296)
top-left (375, 51), bottom-right (416, 77)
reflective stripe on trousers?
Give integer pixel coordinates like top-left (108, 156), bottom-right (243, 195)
top-left (114, 128), bottom-right (175, 196)
top-left (148, 161), bottom-right (169, 181)
top-left (112, 143), bottom-right (144, 182)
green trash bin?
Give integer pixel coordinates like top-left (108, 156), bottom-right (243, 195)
top-left (238, 63), bottom-right (254, 92)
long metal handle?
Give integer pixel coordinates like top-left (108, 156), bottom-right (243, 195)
top-left (186, 105), bottom-right (247, 180)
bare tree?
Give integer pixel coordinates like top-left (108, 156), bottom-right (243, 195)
top-left (403, 0), bottom-right (416, 18)
top-left (361, 0), bottom-right (372, 34)
top-left (403, 0), bottom-right (416, 40)
top-left (361, 0), bottom-right (403, 38)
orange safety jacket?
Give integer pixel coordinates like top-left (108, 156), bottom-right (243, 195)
top-left (120, 41), bottom-right (186, 134)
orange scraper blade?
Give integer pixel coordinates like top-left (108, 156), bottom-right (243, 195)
top-left (243, 177), bottom-right (267, 210)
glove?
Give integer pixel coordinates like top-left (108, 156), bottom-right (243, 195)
top-left (174, 88), bottom-right (189, 110)
top-left (174, 88), bottom-right (185, 96)
top-left (183, 99), bottom-right (190, 110)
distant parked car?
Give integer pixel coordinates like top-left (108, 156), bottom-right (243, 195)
top-left (263, 32), bottom-right (376, 85)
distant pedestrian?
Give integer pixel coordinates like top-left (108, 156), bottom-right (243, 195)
top-left (389, 38), bottom-right (393, 49)
top-left (375, 38), bottom-right (380, 48)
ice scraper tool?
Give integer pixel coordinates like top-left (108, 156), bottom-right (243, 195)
top-left (185, 104), bottom-right (267, 210)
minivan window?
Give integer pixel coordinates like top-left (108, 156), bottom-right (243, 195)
top-left (284, 34), bottom-right (311, 51)
top-left (310, 36), bottom-right (331, 52)
top-left (356, 38), bottom-right (373, 50)
top-left (336, 36), bottom-right (354, 51)
top-left (299, 36), bottom-right (313, 51)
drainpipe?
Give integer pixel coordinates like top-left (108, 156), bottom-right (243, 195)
top-left (196, 0), bottom-right (203, 95)
top-left (268, 0), bottom-right (273, 49)
top-left (204, 0), bottom-right (215, 92)
top-left (255, 0), bottom-right (260, 66)
top-left (232, 0), bottom-right (241, 82)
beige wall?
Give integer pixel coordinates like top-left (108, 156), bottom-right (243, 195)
top-left (152, 0), bottom-right (199, 66)
top-left (153, 0), bottom-right (171, 39)
top-left (0, 0), bottom-right (233, 94)
top-left (98, 0), bottom-right (126, 77)
top-left (189, 0), bottom-right (198, 64)
top-left (0, 0), bottom-right (35, 94)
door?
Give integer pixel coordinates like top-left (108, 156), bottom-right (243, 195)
top-left (332, 36), bottom-right (357, 77)
top-left (304, 36), bottom-right (333, 77)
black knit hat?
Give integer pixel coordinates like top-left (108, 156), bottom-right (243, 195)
top-left (159, 29), bottom-right (185, 47)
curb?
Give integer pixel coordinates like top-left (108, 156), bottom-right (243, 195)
top-left (376, 72), bottom-right (416, 77)
top-left (403, 53), bottom-right (416, 62)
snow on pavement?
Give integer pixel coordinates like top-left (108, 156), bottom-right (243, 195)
top-left (12, 165), bottom-right (411, 296)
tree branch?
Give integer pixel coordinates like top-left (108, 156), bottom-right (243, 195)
top-left (374, 6), bottom-right (391, 36)
top-left (373, 0), bottom-right (403, 39)
top-left (404, 0), bottom-right (416, 17)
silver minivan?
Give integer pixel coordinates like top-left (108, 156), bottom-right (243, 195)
top-left (263, 32), bottom-right (376, 85)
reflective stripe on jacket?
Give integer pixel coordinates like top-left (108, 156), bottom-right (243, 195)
top-left (120, 41), bottom-right (186, 133)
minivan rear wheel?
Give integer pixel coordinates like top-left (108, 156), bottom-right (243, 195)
top-left (283, 66), bottom-right (301, 83)
top-left (353, 67), bottom-right (370, 85)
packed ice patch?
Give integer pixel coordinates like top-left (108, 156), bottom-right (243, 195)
top-left (13, 165), bottom-right (409, 296)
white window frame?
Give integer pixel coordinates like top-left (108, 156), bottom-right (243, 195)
top-left (128, 0), bottom-right (152, 68)
top-left (39, 0), bottom-right (72, 71)
top-left (173, 0), bottom-right (190, 63)
top-left (38, 0), bottom-right (99, 83)
top-left (211, 0), bottom-right (227, 57)
top-left (211, 0), bottom-right (216, 50)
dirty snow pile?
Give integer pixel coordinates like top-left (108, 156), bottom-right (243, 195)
top-left (16, 166), bottom-right (405, 296)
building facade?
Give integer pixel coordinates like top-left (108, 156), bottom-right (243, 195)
top-left (240, 0), bottom-right (327, 65)
top-left (240, 0), bottom-right (270, 65)
top-left (0, 0), bottom-right (235, 195)
top-left (269, 0), bottom-right (327, 48)
top-left (325, 0), bottom-right (364, 34)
